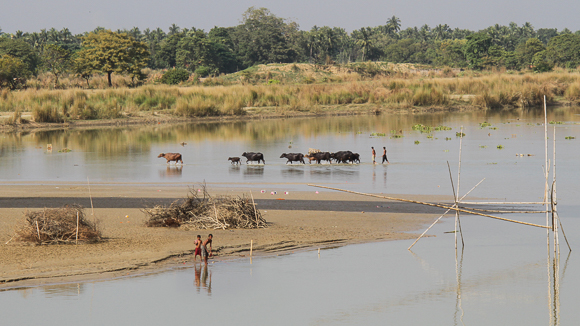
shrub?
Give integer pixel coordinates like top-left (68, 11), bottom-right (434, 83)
top-left (160, 68), bottom-right (190, 85)
top-left (33, 103), bottom-right (63, 123)
top-left (195, 66), bottom-right (212, 78)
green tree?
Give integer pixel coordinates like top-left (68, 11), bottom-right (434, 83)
top-left (386, 16), bottom-right (401, 35)
top-left (77, 30), bottom-right (149, 87)
top-left (464, 32), bottom-right (492, 70)
top-left (0, 55), bottom-right (30, 89)
top-left (436, 39), bottom-right (467, 67)
top-left (40, 44), bottom-right (70, 87)
top-left (546, 34), bottom-right (580, 68)
top-left (516, 38), bottom-right (545, 68)
top-left (0, 38), bottom-right (40, 74)
top-left (176, 30), bottom-right (238, 76)
top-left (232, 7), bottom-right (298, 66)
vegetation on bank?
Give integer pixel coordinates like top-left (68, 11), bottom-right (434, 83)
top-left (2, 69), bottom-right (580, 123)
top-left (3, 7), bottom-right (580, 91)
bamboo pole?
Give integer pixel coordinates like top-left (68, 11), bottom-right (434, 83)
top-left (76, 211), bottom-right (79, 245)
top-left (456, 127), bottom-right (464, 250)
top-left (87, 177), bottom-right (94, 216)
top-left (308, 184), bottom-right (550, 229)
top-left (408, 178), bottom-right (485, 250)
top-left (250, 190), bottom-right (259, 227)
top-left (36, 220), bottom-right (41, 242)
top-left (457, 207), bottom-right (548, 214)
top-left (250, 239), bottom-right (253, 257)
top-left (544, 96), bottom-right (550, 248)
top-left (460, 201), bottom-right (545, 205)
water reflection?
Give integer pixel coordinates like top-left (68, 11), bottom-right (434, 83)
top-left (243, 166), bottom-right (264, 178)
top-left (159, 166), bottom-right (182, 178)
top-left (228, 165), bottom-right (241, 175)
top-left (194, 264), bottom-right (212, 296)
top-left (281, 166), bottom-right (304, 178)
top-left (42, 283), bottom-right (84, 298)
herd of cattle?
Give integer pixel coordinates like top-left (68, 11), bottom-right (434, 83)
top-left (232, 151), bottom-right (361, 165)
top-left (158, 151), bottom-right (361, 165)
top-left (158, 150), bottom-right (361, 165)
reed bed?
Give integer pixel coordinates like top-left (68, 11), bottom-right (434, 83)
top-left (3, 71), bottom-right (580, 122)
top-left (14, 205), bottom-right (101, 245)
top-left (143, 186), bottom-right (266, 230)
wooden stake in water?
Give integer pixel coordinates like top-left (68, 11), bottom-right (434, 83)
top-left (250, 239), bottom-right (253, 257)
top-left (544, 95), bottom-right (551, 253)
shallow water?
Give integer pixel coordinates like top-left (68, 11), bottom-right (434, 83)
top-left (1, 108), bottom-right (580, 200)
top-left (1, 108), bottom-right (579, 325)
top-left (2, 206), bottom-right (578, 325)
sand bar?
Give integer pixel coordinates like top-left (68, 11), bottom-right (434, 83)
top-left (0, 183), bottom-right (452, 288)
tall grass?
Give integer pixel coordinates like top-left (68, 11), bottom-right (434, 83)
top-left (3, 71), bottom-right (580, 122)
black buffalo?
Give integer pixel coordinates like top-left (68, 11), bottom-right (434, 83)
top-left (331, 151), bottom-right (359, 164)
top-left (228, 157), bottom-right (241, 165)
top-left (280, 153), bottom-right (305, 164)
top-left (242, 152), bottom-right (265, 164)
top-left (307, 152), bottom-right (332, 164)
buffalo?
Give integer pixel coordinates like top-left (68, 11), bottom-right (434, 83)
top-left (158, 153), bottom-right (183, 164)
top-left (242, 152), bottom-right (265, 164)
top-left (228, 157), bottom-right (241, 165)
top-left (331, 151), bottom-right (359, 164)
top-left (307, 151), bottom-right (332, 164)
top-left (280, 153), bottom-right (305, 164)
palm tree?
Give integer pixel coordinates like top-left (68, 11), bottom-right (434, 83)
top-left (168, 24), bottom-right (180, 36)
top-left (386, 16), bottom-right (401, 35)
top-left (354, 27), bottom-right (372, 61)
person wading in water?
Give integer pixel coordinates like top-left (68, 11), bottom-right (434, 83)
top-left (382, 146), bottom-right (389, 164)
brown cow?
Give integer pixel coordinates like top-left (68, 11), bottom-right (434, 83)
top-left (158, 153), bottom-right (183, 164)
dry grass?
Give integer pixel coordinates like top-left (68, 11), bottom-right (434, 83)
top-left (143, 186), bottom-right (267, 230)
top-left (2, 69), bottom-right (580, 121)
top-left (14, 205), bottom-right (101, 245)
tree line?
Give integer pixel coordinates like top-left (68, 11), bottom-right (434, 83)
top-left (2, 7), bottom-right (580, 89)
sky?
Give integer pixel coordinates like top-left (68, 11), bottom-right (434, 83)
top-left (2, 0), bottom-right (580, 34)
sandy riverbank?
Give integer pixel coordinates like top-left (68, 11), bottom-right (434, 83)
top-left (0, 183), bottom-right (451, 288)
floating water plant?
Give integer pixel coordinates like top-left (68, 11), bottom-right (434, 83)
top-left (443, 149), bottom-right (449, 152)
top-left (565, 136), bottom-right (575, 140)
top-left (434, 126), bottom-right (452, 131)
top-left (479, 121), bottom-right (492, 127)
top-left (391, 135), bottom-right (403, 138)
top-left (479, 145), bottom-right (487, 148)
top-left (370, 132), bottom-right (386, 137)
top-left (456, 132), bottom-right (465, 137)
top-left (414, 140), bottom-right (420, 145)
top-left (412, 124), bottom-right (432, 133)
top-left (497, 145), bottom-right (504, 149)
top-left (58, 148), bottom-right (72, 153)
top-left (445, 137), bottom-right (452, 141)
top-left (549, 121), bottom-right (564, 125)
top-left (489, 127), bottom-right (498, 130)
top-left (427, 135), bottom-right (434, 139)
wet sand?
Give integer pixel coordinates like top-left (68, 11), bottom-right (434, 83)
top-left (0, 183), bottom-right (451, 288)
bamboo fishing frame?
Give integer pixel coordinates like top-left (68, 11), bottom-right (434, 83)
top-left (307, 184), bottom-right (550, 229)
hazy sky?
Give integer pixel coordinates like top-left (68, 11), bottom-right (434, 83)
top-left (3, 0), bottom-right (580, 34)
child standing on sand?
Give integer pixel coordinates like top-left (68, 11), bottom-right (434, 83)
top-left (194, 235), bottom-right (202, 261)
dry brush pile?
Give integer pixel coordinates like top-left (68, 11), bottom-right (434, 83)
top-left (143, 187), bottom-right (267, 230)
top-left (14, 205), bottom-right (101, 244)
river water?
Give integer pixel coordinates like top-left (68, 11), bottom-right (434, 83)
top-left (1, 108), bottom-right (580, 325)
